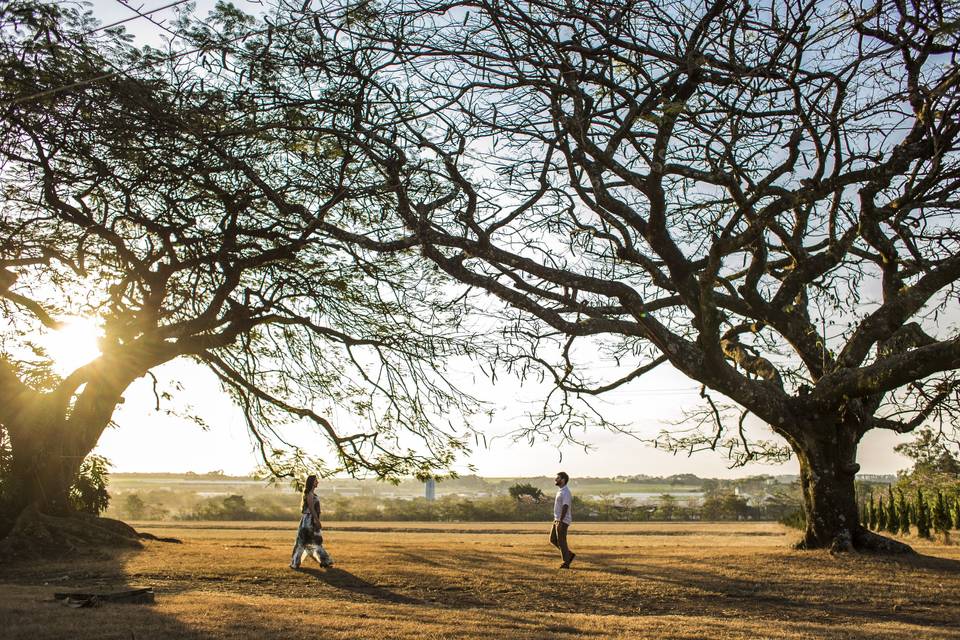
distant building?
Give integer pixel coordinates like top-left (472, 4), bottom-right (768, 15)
top-left (425, 478), bottom-right (436, 501)
top-left (857, 474), bottom-right (897, 483)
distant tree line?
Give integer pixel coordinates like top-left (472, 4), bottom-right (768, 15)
top-left (112, 487), bottom-right (794, 523)
top-left (106, 431), bottom-right (960, 528)
top-left (113, 481), bottom-right (960, 527)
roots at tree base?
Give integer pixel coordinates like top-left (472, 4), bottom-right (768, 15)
top-left (0, 504), bottom-right (143, 561)
top-left (794, 526), bottom-right (914, 554)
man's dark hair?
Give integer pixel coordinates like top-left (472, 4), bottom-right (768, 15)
top-left (556, 471), bottom-right (569, 484)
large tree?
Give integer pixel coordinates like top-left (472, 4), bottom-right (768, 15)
top-left (276, 0), bottom-right (960, 551)
top-left (0, 1), bottom-right (479, 536)
top-left (6, 0), bottom-right (959, 556)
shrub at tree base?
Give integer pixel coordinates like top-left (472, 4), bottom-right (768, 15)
top-left (69, 456), bottom-right (111, 516)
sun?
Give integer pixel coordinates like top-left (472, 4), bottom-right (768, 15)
top-left (41, 317), bottom-right (102, 374)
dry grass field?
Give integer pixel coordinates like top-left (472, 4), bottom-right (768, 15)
top-left (2, 521), bottom-right (960, 639)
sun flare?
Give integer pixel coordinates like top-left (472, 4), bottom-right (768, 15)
top-left (42, 317), bottom-right (102, 374)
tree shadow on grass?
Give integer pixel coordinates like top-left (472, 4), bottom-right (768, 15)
top-left (398, 549), bottom-right (496, 570)
top-left (584, 550), bottom-right (960, 630)
top-left (298, 566), bottom-right (424, 605)
top-left (0, 543), bottom-right (217, 640)
top-left (336, 534), bottom-right (960, 634)
top-left (896, 550), bottom-right (960, 573)
top-left (2, 541), bottom-right (444, 640)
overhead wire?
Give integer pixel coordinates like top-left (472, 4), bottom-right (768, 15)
top-left (3, 3), bottom-right (310, 108)
top-left (110, 0), bottom-right (183, 40)
top-left (85, 0), bottom-right (192, 35)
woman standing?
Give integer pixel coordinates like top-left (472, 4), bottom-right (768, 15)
top-left (290, 474), bottom-right (334, 569)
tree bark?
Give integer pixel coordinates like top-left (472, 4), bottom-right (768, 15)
top-left (793, 422), bottom-right (913, 554)
top-left (4, 404), bottom-right (69, 519)
top-left (2, 365), bottom-right (133, 536)
top-left (4, 409), bottom-right (89, 534)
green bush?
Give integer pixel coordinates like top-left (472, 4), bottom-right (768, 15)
top-left (508, 483), bottom-right (545, 502)
top-left (897, 489), bottom-right (910, 535)
top-left (121, 493), bottom-right (147, 519)
top-left (916, 488), bottom-right (932, 539)
top-left (69, 455), bottom-right (111, 516)
top-left (885, 486), bottom-right (898, 534)
top-left (180, 494), bottom-right (257, 520)
top-left (932, 490), bottom-right (951, 539)
top-left (701, 492), bottom-right (750, 521)
top-left (779, 509), bottom-right (805, 530)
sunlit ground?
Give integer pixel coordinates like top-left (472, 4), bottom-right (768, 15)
top-left (3, 522), bottom-right (960, 639)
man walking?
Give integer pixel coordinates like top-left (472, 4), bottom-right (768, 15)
top-left (550, 471), bottom-right (576, 568)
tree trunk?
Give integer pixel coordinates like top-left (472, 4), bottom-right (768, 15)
top-left (2, 376), bottom-right (126, 535)
top-left (3, 410), bottom-right (88, 535)
top-left (17, 425), bottom-right (86, 512)
top-left (793, 424), bottom-right (912, 554)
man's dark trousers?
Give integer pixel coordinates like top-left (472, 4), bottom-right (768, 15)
top-left (550, 521), bottom-right (572, 564)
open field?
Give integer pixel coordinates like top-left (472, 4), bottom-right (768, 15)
top-left (3, 521), bottom-right (960, 639)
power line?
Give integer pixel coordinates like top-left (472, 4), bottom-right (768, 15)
top-left (4, 8), bottom-right (312, 108)
top-left (86, 0), bottom-right (192, 36)
top-left (6, 43), bottom-right (186, 107)
top-left (110, 0), bottom-right (182, 40)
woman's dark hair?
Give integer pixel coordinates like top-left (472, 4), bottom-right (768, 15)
top-left (301, 474), bottom-right (318, 512)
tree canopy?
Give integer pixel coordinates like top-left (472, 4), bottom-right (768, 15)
top-left (895, 427), bottom-right (960, 476)
top-left (0, 0), bottom-right (483, 532)
top-left (257, 0), bottom-right (960, 550)
top-left (508, 482), bottom-right (546, 502)
top-left (2, 0), bottom-right (959, 554)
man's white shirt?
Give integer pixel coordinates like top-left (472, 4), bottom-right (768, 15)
top-left (554, 485), bottom-right (573, 524)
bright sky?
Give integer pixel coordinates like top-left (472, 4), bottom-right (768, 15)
top-left (89, 357), bottom-right (913, 478)
top-left (66, 0), bottom-right (916, 479)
